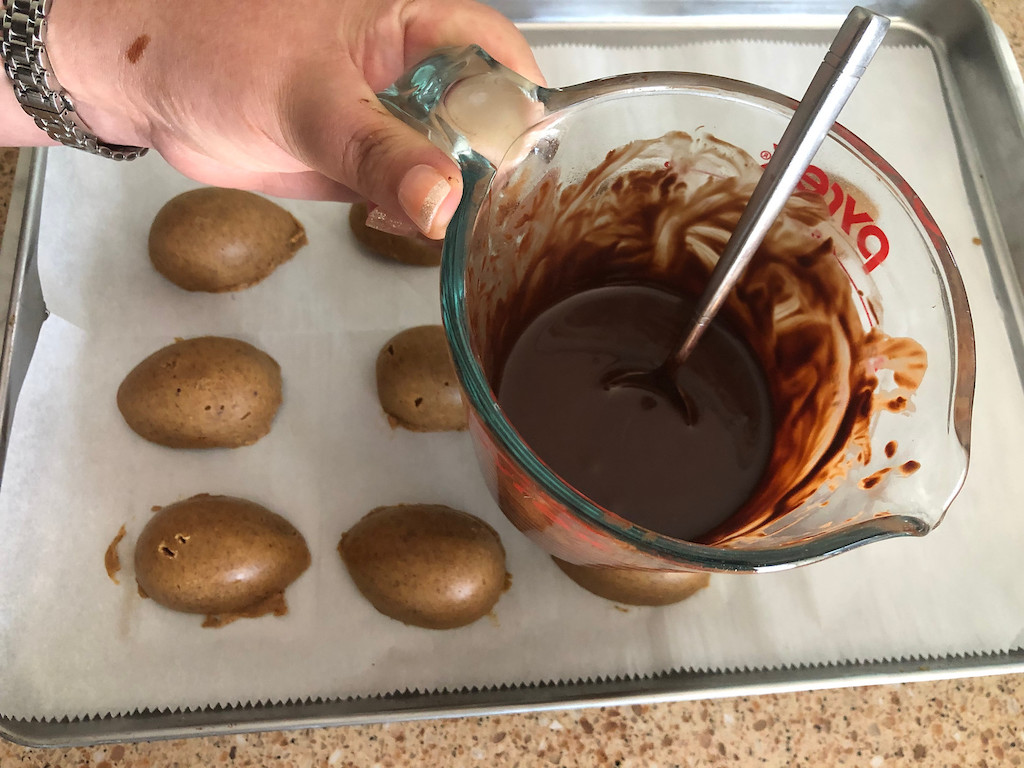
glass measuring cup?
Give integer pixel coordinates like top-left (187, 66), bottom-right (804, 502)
top-left (378, 46), bottom-right (975, 572)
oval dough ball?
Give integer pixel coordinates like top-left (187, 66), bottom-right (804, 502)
top-left (376, 325), bottom-right (467, 431)
top-left (135, 494), bottom-right (310, 625)
top-left (349, 202), bottom-right (443, 266)
top-left (339, 504), bottom-right (507, 629)
top-left (552, 557), bottom-right (710, 606)
top-left (117, 336), bottom-right (282, 449)
top-left (149, 187), bottom-right (307, 292)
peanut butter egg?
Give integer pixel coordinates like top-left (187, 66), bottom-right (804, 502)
top-left (349, 202), bottom-right (443, 266)
top-left (134, 494), bottom-right (310, 627)
top-left (149, 187), bottom-right (307, 292)
top-left (339, 504), bottom-right (508, 629)
top-left (376, 325), bottom-right (467, 432)
top-left (552, 557), bottom-right (710, 606)
top-left (117, 336), bottom-right (282, 449)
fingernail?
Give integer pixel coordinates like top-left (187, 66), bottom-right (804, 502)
top-left (398, 164), bottom-right (458, 238)
top-left (365, 206), bottom-right (421, 237)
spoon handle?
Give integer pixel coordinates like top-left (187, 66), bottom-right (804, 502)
top-left (674, 6), bottom-right (890, 364)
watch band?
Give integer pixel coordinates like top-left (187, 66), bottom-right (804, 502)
top-left (1, 0), bottom-right (147, 160)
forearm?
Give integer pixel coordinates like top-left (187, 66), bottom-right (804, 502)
top-left (0, 0), bottom-right (147, 149)
top-left (44, 0), bottom-right (150, 147)
top-left (0, 79), bottom-right (57, 146)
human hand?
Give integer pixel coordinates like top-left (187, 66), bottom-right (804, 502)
top-left (43, 0), bottom-right (544, 238)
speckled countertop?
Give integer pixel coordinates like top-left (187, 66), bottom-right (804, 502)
top-left (1, 2), bottom-right (1023, 765)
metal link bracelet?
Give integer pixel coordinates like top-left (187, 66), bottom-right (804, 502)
top-left (1, 0), bottom-right (147, 160)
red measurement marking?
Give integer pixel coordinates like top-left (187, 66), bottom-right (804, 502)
top-left (762, 146), bottom-right (890, 273)
top-left (834, 251), bottom-right (876, 327)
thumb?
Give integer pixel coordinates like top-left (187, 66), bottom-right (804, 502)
top-left (286, 80), bottom-right (462, 239)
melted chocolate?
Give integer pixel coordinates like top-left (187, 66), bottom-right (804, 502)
top-left (498, 285), bottom-right (772, 541)
top-left (476, 131), bottom-right (928, 546)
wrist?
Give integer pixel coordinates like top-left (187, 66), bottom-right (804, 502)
top-left (43, 0), bottom-right (152, 147)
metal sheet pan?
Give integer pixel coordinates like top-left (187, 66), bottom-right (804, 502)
top-left (2, 0), bottom-right (1023, 747)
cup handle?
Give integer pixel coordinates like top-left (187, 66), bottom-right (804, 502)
top-left (376, 45), bottom-right (544, 168)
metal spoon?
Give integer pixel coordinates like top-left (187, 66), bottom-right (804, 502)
top-left (608, 6), bottom-right (890, 421)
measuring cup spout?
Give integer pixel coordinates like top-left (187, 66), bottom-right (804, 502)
top-left (376, 45), bottom-right (545, 169)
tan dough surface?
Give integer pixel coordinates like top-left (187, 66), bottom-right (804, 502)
top-left (339, 504), bottom-right (508, 629)
top-left (134, 494), bottom-right (310, 625)
top-left (553, 557), bottom-right (711, 606)
top-left (116, 335), bottom-right (282, 449)
top-left (376, 325), bottom-right (468, 432)
top-left (149, 187), bottom-right (307, 292)
top-left (104, 524), bottom-right (127, 585)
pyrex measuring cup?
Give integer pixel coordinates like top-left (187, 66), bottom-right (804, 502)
top-left (378, 46), bottom-right (975, 573)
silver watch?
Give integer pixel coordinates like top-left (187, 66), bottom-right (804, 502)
top-left (1, 0), bottom-right (147, 160)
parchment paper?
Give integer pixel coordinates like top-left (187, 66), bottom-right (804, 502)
top-left (1, 42), bottom-right (1022, 720)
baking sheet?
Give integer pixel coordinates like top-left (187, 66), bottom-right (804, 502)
top-left (1, 40), bottom-right (1022, 722)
